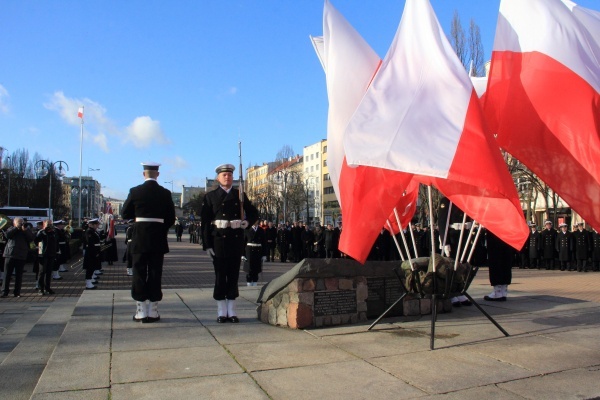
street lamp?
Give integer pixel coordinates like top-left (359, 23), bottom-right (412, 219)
top-left (88, 168), bottom-right (99, 219)
top-left (1, 148), bottom-right (12, 207)
top-left (164, 180), bottom-right (173, 192)
top-left (70, 185), bottom-right (88, 219)
top-left (35, 160), bottom-right (69, 217)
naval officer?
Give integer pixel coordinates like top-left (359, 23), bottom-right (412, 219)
top-left (201, 163), bottom-right (258, 323)
top-left (122, 162), bottom-right (176, 323)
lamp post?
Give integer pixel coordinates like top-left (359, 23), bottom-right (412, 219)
top-left (35, 160), bottom-right (69, 218)
top-left (1, 148), bottom-right (12, 207)
top-left (164, 180), bottom-right (173, 192)
top-left (88, 168), bottom-right (99, 219)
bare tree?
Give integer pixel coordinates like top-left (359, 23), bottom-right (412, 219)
top-left (450, 11), bottom-right (467, 67)
top-left (469, 19), bottom-right (485, 76)
top-left (275, 145), bottom-right (295, 164)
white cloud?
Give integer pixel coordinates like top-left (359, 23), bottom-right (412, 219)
top-left (0, 84), bottom-right (10, 114)
top-left (124, 116), bottom-right (169, 148)
top-left (228, 87), bottom-right (238, 95)
top-left (44, 91), bottom-right (170, 151)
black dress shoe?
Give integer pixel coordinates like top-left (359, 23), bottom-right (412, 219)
top-left (133, 315), bottom-right (145, 322)
top-left (143, 316), bottom-right (160, 324)
top-left (14, 294), bottom-right (21, 298)
top-left (483, 295), bottom-right (506, 302)
top-left (0, 293), bottom-right (8, 298)
top-left (46, 289), bottom-right (55, 295)
top-left (228, 316), bottom-right (240, 323)
top-left (38, 290), bottom-right (46, 295)
top-left (452, 302), bottom-right (461, 307)
top-left (460, 300), bottom-right (473, 306)
top-left (217, 316), bottom-right (228, 323)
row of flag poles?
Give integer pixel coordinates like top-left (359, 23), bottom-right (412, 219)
top-left (314, 0), bottom-right (600, 264)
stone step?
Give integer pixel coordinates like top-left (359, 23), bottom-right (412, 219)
top-left (0, 298), bottom-right (78, 400)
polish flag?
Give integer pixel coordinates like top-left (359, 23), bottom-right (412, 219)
top-left (384, 179), bottom-right (420, 235)
top-left (343, 0), bottom-right (528, 250)
top-left (77, 106), bottom-right (84, 119)
top-left (484, 0), bottom-right (600, 230)
top-left (318, 0), bottom-right (413, 263)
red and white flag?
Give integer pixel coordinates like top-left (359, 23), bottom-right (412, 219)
top-left (384, 179), bottom-right (420, 235)
top-left (343, 0), bottom-right (528, 250)
top-left (318, 0), bottom-right (413, 263)
top-left (484, 0), bottom-right (600, 230)
top-left (77, 106), bottom-right (84, 119)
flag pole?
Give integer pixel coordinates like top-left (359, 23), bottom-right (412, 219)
top-left (78, 106), bottom-right (84, 227)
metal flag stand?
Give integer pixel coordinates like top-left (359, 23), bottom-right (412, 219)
top-left (367, 185), bottom-right (509, 350)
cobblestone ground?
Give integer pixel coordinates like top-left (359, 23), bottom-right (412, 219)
top-left (0, 234), bottom-right (293, 302)
top-left (1, 233), bottom-right (599, 303)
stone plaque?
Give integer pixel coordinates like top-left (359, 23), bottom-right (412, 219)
top-left (313, 290), bottom-right (357, 317)
top-left (366, 277), bottom-right (405, 319)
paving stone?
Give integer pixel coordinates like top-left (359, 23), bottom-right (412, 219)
top-left (225, 338), bottom-right (356, 372)
top-left (498, 366), bottom-right (600, 400)
top-left (369, 346), bottom-right (535, 394)
top-left (253, 360), bottom-right (426, 399)
top-left (111, 345), bottom-right (242, 384)
top-left (111, 373), bottom-right (269, 400)
top-left (33, 353), bottom-right (110, 394)
top-left (111, 325), bottom-right (218, 352)
top-left (31, 388), bottom-right (110, 400)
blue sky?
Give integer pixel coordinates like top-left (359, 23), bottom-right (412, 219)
top-left (1, 0), bottom-right (597, 200)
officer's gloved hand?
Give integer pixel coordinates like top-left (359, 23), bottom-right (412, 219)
top-left (207, 248), bottom-right (215, 258)
top-left (241, 221), bottom-right (249, 229)
top-left (241, 256), bottom-right (247, 261)
top-left (261, 256), bottom-right (267, 262)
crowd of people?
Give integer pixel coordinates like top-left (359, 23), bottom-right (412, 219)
top-left (0, 216), bottom-right (119, 297)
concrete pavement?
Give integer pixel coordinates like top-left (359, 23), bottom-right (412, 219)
top-left (1, 235), bottom-right (600, 399)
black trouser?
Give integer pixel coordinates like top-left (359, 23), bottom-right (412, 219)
top-left (269, 245), bottom-right (276, 262)
top-left (38, 257), bottom-right (54, 291)
top-left (559, 260), bottom-right (570, 270)
top-left (3, 258), bottom-right (25, 295)
top-left (246, 247), bottom-right (262, 283)
top-left (544, 258), bottom-right (554, 270)
top-left (529, 257), bottom-right (539, 269)
top-left (279, 247), bottom-right (288, 262)
top-left (576, 259), bottom-right (587, 271)
top-left (131, 253), bottom-right (164, 302)
top-left (592, 259), bottom-right (600, 271)
top-left (212, 256), bottom-right (240, 300)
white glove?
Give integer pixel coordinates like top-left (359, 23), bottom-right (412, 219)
top-left (241, 220), bottom-right (249, 229)
top-left (262, 256), bottom-right (267, 262)
top-left (207, 248), bottom-right (215, 258)
top-left (241, 256), bottom-right (247, 261)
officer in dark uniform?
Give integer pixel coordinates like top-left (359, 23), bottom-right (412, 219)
top-left (437, 197), bottom-right (470, 260)
top-left (83, 218), bottom-right (100, 290)
top-left (556, 223), bottom-right (572, 271)
top-left (122, 162), bottom-right (176, 323)
top-left (265, 221), bottom-right (277, 262)
top-left (540, 220), bottom-right (557, 270)
top-left (201, 163), bottom-right (258, 323)
top-left (244, 220), bottom-right (265, 286)
top-left (528, 223), bottom-right (542, 269)
top-left (591, 228), bottom-right (600, 272)
top-left (124, 219), bottom-right (134, 276)
top-left (573, 222), bottom-right (591, 272)
top-left (277, 223), bottom-right (291, 262)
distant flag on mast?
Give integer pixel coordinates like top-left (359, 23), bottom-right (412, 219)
top-left (77, 106), bottom-right (84, 119)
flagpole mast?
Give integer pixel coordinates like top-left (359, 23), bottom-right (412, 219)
top-left (78, 106), bottom-right (84, 228)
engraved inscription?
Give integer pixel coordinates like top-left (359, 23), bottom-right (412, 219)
top-left (314, 290), bottom-right (357, 317)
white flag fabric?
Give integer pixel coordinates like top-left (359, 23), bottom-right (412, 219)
top-left (484, 0), bottom-right (600, 230)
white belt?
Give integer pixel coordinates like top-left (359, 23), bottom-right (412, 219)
top-left (247, 243), bottom-right (262, 247)
top-left (127, 240), bottom-right (133, 243)
top-left (450, 222), bottom-right (472, 230)
top-left (59, 242), bottom-right (66, 245)
top-left (136, 218), bottom-right (164, 223)
top-left (213, 220), bottom-right (242, 229)
top-left (94, 244), bottom-right (101, 247)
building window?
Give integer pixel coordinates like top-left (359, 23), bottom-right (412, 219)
top-left (311, 166), bottom-right (314, 172)
top-left (324, 173), bottom-right (330, 181)
top-left (324, 159), bottom-right (327, 167)
top-left (316, 152), bottom-right (319, 158)
top-left (324, 186), bottom-right (335, 194)
top-left (316, 164), bottom-right (319, 170)
top-left (323, 145), bottom-right (327, 153)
